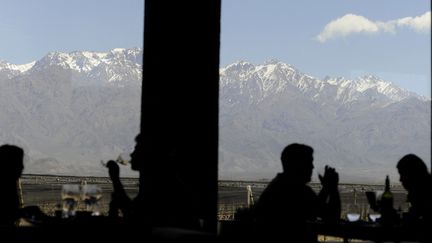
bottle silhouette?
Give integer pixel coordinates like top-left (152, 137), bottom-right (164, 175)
top-left (380, 175), bottom-right (396, 225)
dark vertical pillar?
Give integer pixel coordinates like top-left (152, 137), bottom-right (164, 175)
top-left (141, 0), bottom-right (220, 233)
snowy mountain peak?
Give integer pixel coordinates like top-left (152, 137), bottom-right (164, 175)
top-left (0, 60), bottom-right (36, 79)
top-left (0, 60), bottom-right (35, 73)
top-left (220, 61), bottom-right (255, 78)
top-left (16, 61), bottom-right (36, 72)
top-left (221, 61), bottom-right (423, 105)
top-left (221, 60), bottom-right (299, 81)
top-left (32, 48), bottom-right (142, 73)
top-left (0, 48), bottom-right (142, 87)
top-left (222, 60), bottom-right (254, 70)
top-left (356, 76), bottom-right (388, 91)
top-left (33, 51), bottom-right (77, 70)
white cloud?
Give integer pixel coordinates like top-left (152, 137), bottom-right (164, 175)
top-left (396, 11), bottom-right (431, 33)
top-left (316, 11), bottom-right (431, 43)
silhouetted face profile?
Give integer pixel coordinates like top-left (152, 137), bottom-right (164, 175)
top-left (0, 145), bottom-right (24, 181)
top-left (397, 154), bottom-right (429, 191)
top-left (130, 133), bottom-right (143, 171)
top-left (281, 143), bottom-right (314, 183)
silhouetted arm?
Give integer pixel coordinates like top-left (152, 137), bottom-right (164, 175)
top-left (108, 161), bottom-right (126, 193)
top-left (107, 161), bottom-right (132, 217)
top-left (318, 166), bottom-right (341, 222)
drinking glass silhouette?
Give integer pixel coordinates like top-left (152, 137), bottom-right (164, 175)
top-left (61, 184), bottom-right (81, 218)
top-left (100, 152), bottom-right (131, 167)
top-left (368, 211), bottom-right (381, 223)
top-left (81, 184), bottom-right (103, 216)
top-left (365, 191), bottom-right (382, 222)
top-left (116, 152), bottom-right (131, 165)
top-left (346, 204), bottom-right (361, 222)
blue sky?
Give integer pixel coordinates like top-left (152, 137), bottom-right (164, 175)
top-left (221, 0), bottom-right (431, 97)
top-left (0, 1), bottom-right (430, 96)
top-left (0, 0), bottom-right (143, 63)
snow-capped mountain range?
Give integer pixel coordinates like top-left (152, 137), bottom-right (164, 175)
top-left (220, 60), bottom-right (430, 183)
top-left (1, 47), bottom-right (142, 86)
top-left (0, 48), bottom-right (142, 177)
top-left (0, 52), bottom-right (429, 182)
top-left (220, 60), bottom-right (425, 105)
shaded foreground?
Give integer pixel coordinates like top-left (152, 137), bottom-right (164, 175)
top-left (20, 174), bottom-right (139, 216)
top-left (218, 180), bottom-right (408, 221)
top-left (20, 176), bottom-right (408, 222)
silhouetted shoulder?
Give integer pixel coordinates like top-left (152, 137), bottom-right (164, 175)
top-left (0, 144), bottom-right (25, 226)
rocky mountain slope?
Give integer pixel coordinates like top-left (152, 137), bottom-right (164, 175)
top-left (0, 53), bottom-right (429, 182)
top-left (0, 48), bottom-right (142, 176)
top-left (220, 60), bottom-right (430, 183)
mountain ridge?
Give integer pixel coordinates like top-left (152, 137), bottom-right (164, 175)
top-left (0, 48), bottom-right (142, 177)
top-left (221, 60), bottom-right (427, 104)
top-left (220, 60), bottom-right (430, 183)
top-left (0, 54), bottom-right (429, 182)
top-left (0, 48), bottom-right (143, 85)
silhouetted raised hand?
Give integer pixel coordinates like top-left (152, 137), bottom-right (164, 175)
top-left (318, 165), bottom-right (339, 190)
top-left (317, 165), bottom-right (341, 223)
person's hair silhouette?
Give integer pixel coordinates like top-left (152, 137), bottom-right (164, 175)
top-left (0, 144), bottom-right (24, 226)
top-left (397, 154), bottom-right (431, 221)
top-left (254, 143), bottom-right (341, 243)
top-left (280, 143), bottom-right (314, 183)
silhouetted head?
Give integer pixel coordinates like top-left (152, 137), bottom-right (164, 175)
top-left (281, 143), bottom-right (314, 183)
top-left (0, 145), bottom-right (24, 180)
top-left (397, 154), bottom-right (430, 191)
top-left (130, 133), bottom-right (144, 171)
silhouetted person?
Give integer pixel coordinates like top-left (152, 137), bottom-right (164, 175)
top-left (254, 143), bottom-right (341, 243)
top-left (397, 154), bottom-right (432, 220)
top-left (397, 154), bottom-right (431, 242)
top-left (107, 134), bottom-right (201, 232)
top-left (107, 134), bottom-right (144, 223)
top-left (0, 144), bottom-right (24, 226)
